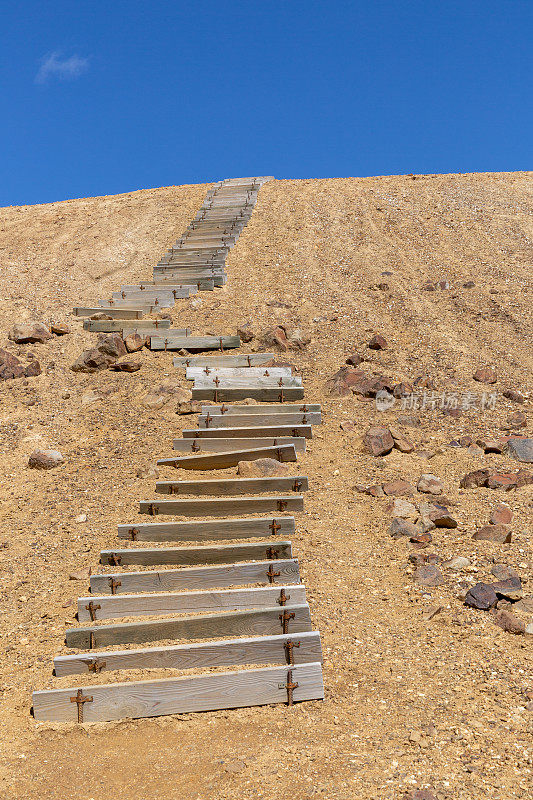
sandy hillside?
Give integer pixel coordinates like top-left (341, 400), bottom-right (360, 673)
top-left (0, 172), bottom-right (532, 800)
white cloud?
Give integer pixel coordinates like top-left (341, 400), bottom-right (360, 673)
top-left (35, 52), bottom-right (89, 85)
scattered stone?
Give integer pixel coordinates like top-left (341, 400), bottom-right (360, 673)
top-left (458, 435), bottom-right (474, 447)
top-left (97, 333), bottom-right (127, 359)
top-left (516, 469), bottom-right (533, 487)
top-left (476, 437), bottom-right (503, 454)
top-left (368, 334), bottom-right (388, 350)
top-left (288, 328), bottom-right (311, 349)
top-left (415, 564), bottom-right (444, 587)
top-left (51, 322), bottom-right (70, 336)
top-left (397, 414), bottom-right (421, 427)
top-left (0, 348), bottom-right (28, 379)
top-left (391, 498), bottom-right (417, 519)
top-left (505, 438), bottom-right (533, 463)
top-left (136, 465), bottom-right (159, 479)
top-left (340, 419), bottom-right (356, 432)
top-left (142, 384), bottom-right (192, 410)
top-left (24, 360), bottom-right (42, 377)
top-left (460, 469), bottom-right (491, 489)
top-left (261, 326), bottom-right (289, 351)
top-left (463, 280), bottom-right (475, 288)
top-left (109, 360), bottom-right (142, 372)
top-left (237, 458), bottom-right (291, 478)
top-left (427, 504), bottom-right (458, 528)
top-left (363, 426), bottom-right (394, 456)
top-left (345, 352), bottom-right (364, 366)
top-left (472, 524), bottom-right (511, 543)
top-left (28, 449), bottom-right (64, 470)
top-left (492, 610), bottom-right (525, 635)
top-left (491, 563), bottom-right (519, 581)
top-left (514, 596), bottom-right (533, 614)
top-left (68, 568), bottom-right (91, 581)
top-left (177, 400), bottom-right (203, 415)
top-left (236, 323), bottom-right (254, 342)
top-left (473, 366), bottom-right (497, 384)
top-left (224, 760), bottom-right (246, 774)
top-left (326, 366), bottom-right (364, 396)
top-left (89, 312), bottom-right (112, 320)
top-left (465, 582), bottom-right (498, 610)
top-left (81, 390), bottom-right (104, 406)
top-left (392, 382), bottom-right (413, 398)
top-left (389, 518), bottom-right (418, 539)
top-left (382, 479), bottom-right (414, 496)
top-left (410, 531), bottom-right (433, 547)
top-left (403, 788), bottom-right (437, 800)
top-left (356, 483), bottom-right (385, 497)
top-left (487, 472), bottom-right (518, 491)
top-left (505, 411), bottom-right (527, 430)
top-left (444, 556), bottom-right (471, 571)
top-left (390, 428), bottom-right (415, 453)
top-left (492, 577), bottom-right (523, 601)
top-left (8, 322), bottom-right (52, 344)
top-left (75, 513), bottom-right (87, 523)
top-left (467, 443), bottom-right (484, 457)
top-left (124, 333), bottom-right (146, 353)
top-left (417, 474), bottom-right (444, 495)
top-left (503, 388), bottom-right (525, 404)
top-left (71, 348), bottom-right (114, 373)
top-left (490, 503), bottom-right (513, 524)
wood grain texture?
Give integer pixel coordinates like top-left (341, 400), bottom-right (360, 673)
top-left (192, 377), bottom-right (303, 389)
top-left (186, 366), bottom-right (293, 380)
top-left (174, 354), bottom-right (275, 368)
top-left (33, 661), bottom-right (324, 722)
top-left (138, 495), bottom-right (304, 517)
top-left (99, 299), bottom-right (174, 310)
top-left (192, 387), bottom-right (305, 401)
top-left (182, 425), bottom-right (312, 440)
top-left (53, 631), bottom-right (322, 677)
top-left (83, 319), bottom-right (172, 333)
top-left (156, 444), bottom-right (297, 470)
top-left (198, 413), bottom-right (321, 428)
top-left (65, 603), bottom-right (312, 649)
top-left (155, 477), bottom-right (309, 496)
top-left (99, 541), bottom-right (293, 567)
top-left (77, 585), bottom-right (307, 621)
top-left (73, 307), bottom-right (144, 319)
top-left (90, 559), bottom-right (301, 595)
top-left (201, 404), bottom-right (321, 414)
top-left (117, 516), bottom-right (295, 542)
top-left (172, 437), bottom-right (306, 453)
top-left (150, 335), bottom-right (240, 352)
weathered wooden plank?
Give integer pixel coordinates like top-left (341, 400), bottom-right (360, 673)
top-left (193, 377), bottom-right (303, 389)
top-left (117, 516), bottom-right (295, 542)
top-left (65, 603), bottom-right (311, 649)
top-left (73, 307), bottom-right (144, 319)
top-left (172, 437), bottom-right (306, 453)
top-left (33, 661), bottom-right (324, 722)
top-left (174, 353), bottom-right (275, 368)
top-left (112, 289), bottom-right (190, 301)
top-left (90, 559), bottom-right (300, 595)
top-left (201, 403), bottom-right (321, 415)
top-left (83, 319), bottom-right (171, 333)
top-left (99, 298), bottom-right (174, 310)
top-left (77, 585), bottom-right (307, 622)
top-left (120, 284), bottom-right (199, 294)
top-left (138, 494), bottom-right (304, 517)
top-left (153, 275), bottom-right (219, 289)
top-left (155, 477), bottom-right (308, 496)
top-left (150, 335), bottom-right (240, 351)
top-left (198, 413), bottom-right (321, 428)
top-left (53, 630), bottom-right (322, 677)
top-left (192, 387), bottom-right (305, 401)
top-left (186, 367), bottom-right (293, 380)
top-left (156, 444), bottom-right (297, 470)
top-left (182, 425), bottom-right (312, 440)
top-left (100, 541), bottom-right (293, 567)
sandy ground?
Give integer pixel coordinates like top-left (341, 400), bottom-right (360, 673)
top-left (0, 173), bottom-right (532, 799)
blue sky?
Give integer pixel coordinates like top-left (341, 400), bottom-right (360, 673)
top-left (1, 1), bottom-right (531, 206)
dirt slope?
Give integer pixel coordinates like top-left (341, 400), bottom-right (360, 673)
top-left (0, 173), bottom-right (532, 800)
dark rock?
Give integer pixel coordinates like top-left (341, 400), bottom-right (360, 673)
top-left (417, 474), bottom-right (444, 495)
top-left (326, 366), bottom-right (365, 397)
top-left (382, 479), bottom-right (414, 496)
top-left (503, 388), bottom-right (525, 404)
top-left (460, 469), bottom-right (491, 489)
top-left (516, 469), bottom-right (533, 487)
top-left (28, 449), bottom-right (64, 470)
top-left (24, 360), bottom-right (42, 377)
top-left (463, 280), bottom-right (475, 288)
top-left (8, 322), bottom-right (52, 344)
top-left (473, 366), bottom-right (497, 384)
top-left (490, 503), bottom-right (513, 524)
top-left (505, 438), bottom-right (533, 463)
top-left (487, 472), bottom-right (518, 491)
top-left (393, 382), bottom-right (413, 398)
top-left (390, 428), bottom-right (415, 453)
top-left (97, 334), bottom-right (127, 359)
top-left (51, 322), bottom-right (70, 336)
top-left (492, 577), bottom-right (523, 601)
top-left (472, 524), bottom-right (512, 543)
top-left (345, 352), bottom-right (364, 366)
top-left (176, 400), bottom-right (203, 415)
top-left (465, 583), bottom-right (498, 610)
top-left (368, 334), bottom-right (388, 350)
top-left (109, 360), bottom-right (142, 372)
top-left (237, 322), bottom-right (254, 342)
top-left (124, 333), bottom-right (146, 353)
top-left (514, 596), bottom-right (533, 614)
top-left (428, 504), bottom-right (458, 528)
top-left (261, 326), bottom-right (289, 351)
top-left (363, 426), bottom-right (394, 456)
top-left (0, 349), bottom-right (28, 379)
top-left (389, 518), bottom-right (418, 539)
top-left (415, 564), bottom-right (444, 586)
top-left (410, 531), bottom-right (433, 547)
top-left (476, 437), bottom-right (503, 454)
top-left (492, 610), bottom-right (525, 634)
top-left (458, 435), bottom-right (473, 447)
top-left (71, 348), bottom-right (114, 373)
top-left (491, 564), bottom-right (519, 581)
top-left (397, 414), bottom-right (421, 427)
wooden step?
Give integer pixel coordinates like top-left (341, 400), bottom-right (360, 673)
top-left (192, 376), bottom-right (303, 389)
top-left (185, 366), bottom-right (293, 380)
top-left (90, 559), bottom-right (300, 595)
top-left (198, 412), bottom-right (321, 428)
top-left (192, 387), bottom-right (305, 401)
top-left (150, 335), bottom-right (240, 351)
top-left (77, 584), bottom-right (306, 622)
top-left (100, 541), bottom-right (293, 567)
top-left (182, 425), bottom-right (312, 440)
top-left (73, 307), bottom-right (144, 319)
top-left (65, 603), bottom-right (311, 649)
top-left (83, 319), bottom-right (172, 333)
top-left (33, 661), bottom-right (324, 722)
top-left (117, 516), bottom-right (295, 542)
top-left (174, 353), bottom-right (275, 368)
top-left (155, 477), bottom-right (308, 496)
top-left (156, 443), bottom-right (297, 470)
top-left (138, 494), bottom-right (304, 517)
top-left (172, 436), bottom-right (306, 453)
top-left (53, 630), bottom-right (322, 677)
top-left (99, 298), bottom-right (174, 310)
top-left (201, 403), bottom-right (321, 415)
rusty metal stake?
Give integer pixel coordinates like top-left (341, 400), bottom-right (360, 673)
top-left (278, 669), bottom-right (299, 706)
top-left (109, 578), bottom-right (121, 595)
top-left (270, 519), bottom-right (281, 535)
top-left (279, 610), bottom-right (295, 634)
top-left (87, 659), bottom-right (106, 674)
top-left (108, 553), bottom-right (121, 566)
top-left (266, 564), bottom-right (281, 584)
top-left (284, 640), bottom-right (300, 665)
top-left (70, 689), bottom-right (93, 722)
top-left (266, 547), bottom-right (280, 559)
top-left (278, 588), bottom-right (291, 606)
top-left (128, 527), bottom-right (138, 541)
top-left (85, 602), bottom-right (101, 622)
